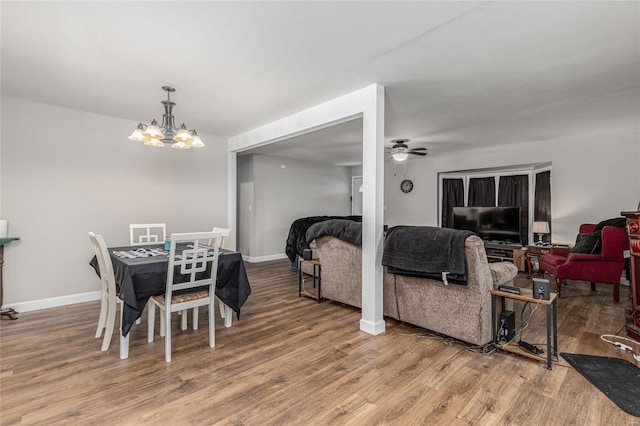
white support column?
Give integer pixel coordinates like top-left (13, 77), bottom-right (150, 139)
top-left (228, 83), bottom-right (386, 335)
top-left (360, 84), bottom-right (385, 335)
top-left (227, 151), bottom-right (237, 251)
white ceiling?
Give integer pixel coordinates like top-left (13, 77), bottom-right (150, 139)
top-left (2, 2), bottom-right (638, 165)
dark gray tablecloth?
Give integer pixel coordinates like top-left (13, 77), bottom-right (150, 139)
top-left (89, 244), bottom-right (251, 336)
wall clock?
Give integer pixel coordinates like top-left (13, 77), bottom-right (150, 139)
top-left (400, 179), bottom-right (413, 193)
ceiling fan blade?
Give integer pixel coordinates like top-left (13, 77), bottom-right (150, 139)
top-left (409, 151), bottom-right (427, 156)
top-left (410, 147), bottom-right (427, 151)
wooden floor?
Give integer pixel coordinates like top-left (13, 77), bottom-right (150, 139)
top-left (1, 260), bottom-right (638, 425)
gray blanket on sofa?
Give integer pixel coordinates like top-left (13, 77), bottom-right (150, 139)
top-left (306, 219), bottom-right (362, 246)
top-left (382, 226), bottom-right (474, 284)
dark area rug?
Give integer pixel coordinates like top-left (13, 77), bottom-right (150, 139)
top-left (561, 353), bottom-right (640, 417)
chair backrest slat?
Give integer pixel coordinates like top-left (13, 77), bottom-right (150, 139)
top-left (166, 232), bottom-right (222, 306)
top-left (129, 223), bottom-right (167, 246)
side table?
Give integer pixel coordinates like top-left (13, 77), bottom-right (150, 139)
top-left (491, 287), bottom-right (558, 369)
top-left (298, 259), bottom-right (322, 303)
top-left (1, 237), bottom-right (20, 320)
top-left (526, 244), bottom-right (552, 278)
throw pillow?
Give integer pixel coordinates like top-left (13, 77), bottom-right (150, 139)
top-left (570, 231), bottom-right (601, 254)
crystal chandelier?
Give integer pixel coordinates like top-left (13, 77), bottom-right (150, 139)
top-left (128, 86), bottom-right (204, 149)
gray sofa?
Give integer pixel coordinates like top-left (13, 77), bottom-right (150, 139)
top-left (313, 234), bottom-right (518, 346)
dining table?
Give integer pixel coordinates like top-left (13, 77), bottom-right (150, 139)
top-left (89, 243), bottom-right (251, 359)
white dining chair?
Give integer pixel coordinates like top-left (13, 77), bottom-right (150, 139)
top-left (129, 223), bottom-right (170, 325)
top-left (147, 231), bottom-right (222, 362)
top-left (129, 223), bottom-right (167, 246)
top-left (185, 227), bottom-right (231, 330)
top-left (89, 232), bottom-right (122, 352)
top-left (210, 227), bottom-right (231, 249)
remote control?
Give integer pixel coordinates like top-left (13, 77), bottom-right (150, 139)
top-left (498, 285), bottom-right (521, 295)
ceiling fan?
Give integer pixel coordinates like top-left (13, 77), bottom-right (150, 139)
top-left (386, 139), bottom-right (427, 161)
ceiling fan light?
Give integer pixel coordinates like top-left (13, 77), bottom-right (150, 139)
top-left (190, 131), bottom-right (204, 148)
top-left (392, 152), bottom-right (409, 162)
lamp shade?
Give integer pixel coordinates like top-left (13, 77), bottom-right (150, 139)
top-left (144, 138), bottom-right (165, 148)
top-left (128, 125), bottom-right (148, 142)
top-left (171, 141), bottom-right (191, 149)
top-left (173, 125), bottom-right (194, 143)
top-left (532, 221), bottom-right (550, 234)
top-left (392, 152), bottom-right (409, 162)
top-left (190, 132), bottom-right (205, 148)
top-left (143, 120), bottom-right (165, 140)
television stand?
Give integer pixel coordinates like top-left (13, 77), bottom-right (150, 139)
top-left (484, 242), bottom-right (525, 271)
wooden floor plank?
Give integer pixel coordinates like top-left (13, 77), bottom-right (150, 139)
top-left (1, 260), bottom-right (637, 425)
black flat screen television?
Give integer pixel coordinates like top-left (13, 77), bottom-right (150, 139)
top-left (452, 206), bottom-right (521, 245)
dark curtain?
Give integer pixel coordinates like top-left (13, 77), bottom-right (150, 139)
top-left (534, 170), bottom-right (552, 243)
top-left (498, 175), bottom-right (529, 245)
top-left (468, 177), bottom-right (496, 207)
top-left (441, 178), bottom-right (464, 228)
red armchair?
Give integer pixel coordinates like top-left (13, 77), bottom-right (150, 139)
top-left (539, 223), bottom-right (628, 302)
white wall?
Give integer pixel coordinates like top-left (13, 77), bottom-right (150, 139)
top-left (1, 97), bottom-right (228, 307)
top-left (384, 124), bottom-right (640, 243)
top-left (239, 153), bottom-right (351, 260)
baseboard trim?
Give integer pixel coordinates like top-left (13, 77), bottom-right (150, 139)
top-left (242, 253), bottom-right (288, 263)
top-left (360, 318), bottom-right (386, 335)
top-left (7, 291), bottom-right (101, 313)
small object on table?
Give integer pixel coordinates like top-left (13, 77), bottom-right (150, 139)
top-left (497, 285), bottom-right (520, 295)
top-left (302, 249), bottom-right (313, 261)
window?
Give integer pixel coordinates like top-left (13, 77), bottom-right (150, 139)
top-left (439, 164), bottom-right (551, 245)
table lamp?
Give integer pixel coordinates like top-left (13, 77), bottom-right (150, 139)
top-left (532, 221), bottom-right (550, 245)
